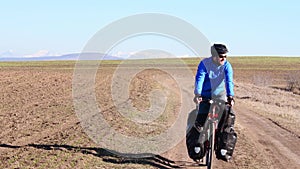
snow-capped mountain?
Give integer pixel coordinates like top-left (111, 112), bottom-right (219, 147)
top-left (0, 52), bottom-right (122, 61)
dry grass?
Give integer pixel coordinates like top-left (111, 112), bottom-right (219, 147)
top-left (1, 57), bottom-right (300, 169)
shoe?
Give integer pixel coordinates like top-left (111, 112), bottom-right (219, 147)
top-left (192, 158), bottom-right (201, 163)
top-left (217, 153), bottom-right (232, 162)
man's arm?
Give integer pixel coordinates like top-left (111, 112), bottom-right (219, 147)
top-left (224, 62), bottom-right (234, 97)
top-left (194, 61), bottom-right (206, 95)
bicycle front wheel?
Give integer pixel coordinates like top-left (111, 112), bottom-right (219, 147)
top-left (206, 123), bottom-right (215, 169)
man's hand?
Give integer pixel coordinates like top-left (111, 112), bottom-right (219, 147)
top-left (227, 96), bottom-right (235, 106)
top-left (193, 95), bottom-right (202, 104)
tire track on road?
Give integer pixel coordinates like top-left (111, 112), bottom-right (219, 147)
top-left (235, 102), bottom-right (300, 169)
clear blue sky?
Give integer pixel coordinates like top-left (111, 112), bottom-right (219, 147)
top-left (1, 0), bottom-right (299, 57)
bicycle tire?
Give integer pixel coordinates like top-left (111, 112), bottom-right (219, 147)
top-left (206, 123), bottom-right (215, 169)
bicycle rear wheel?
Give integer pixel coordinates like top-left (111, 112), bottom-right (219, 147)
top-left (206, 123), bottom-right (215, 169)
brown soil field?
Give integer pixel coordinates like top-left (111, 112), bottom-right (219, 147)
top-left (0, 57), bottom-right (299, 169)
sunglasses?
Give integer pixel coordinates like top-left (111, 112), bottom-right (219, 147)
top-left (219, 54), bottom-right (227, 58)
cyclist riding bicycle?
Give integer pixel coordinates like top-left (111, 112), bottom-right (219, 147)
top-left (188, 43), bottom-right (236, 162)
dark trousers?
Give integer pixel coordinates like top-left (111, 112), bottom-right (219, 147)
top-left (195, 101), bottom-right (226, 128)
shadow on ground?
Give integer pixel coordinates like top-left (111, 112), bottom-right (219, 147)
top-left (0, 143), bottom-right (193, 169)
top-left (0, 109), bottom-right (202, 168)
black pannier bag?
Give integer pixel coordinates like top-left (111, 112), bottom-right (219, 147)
top-left (186, 126), bottom-right (206, 161)
top-left (186, 108), bottom-right (206, 161)
top-left (216, 106), bottom-right (237, 161)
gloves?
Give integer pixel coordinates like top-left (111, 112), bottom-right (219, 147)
top-left (227, 96), bottom-right (235, 106)
top-left (193, 95), bottom-right (202, 104)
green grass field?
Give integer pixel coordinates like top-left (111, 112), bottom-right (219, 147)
top-left (1, 56), bottom-right (299, 68)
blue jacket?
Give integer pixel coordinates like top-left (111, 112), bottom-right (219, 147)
top-left (194, 57), bottom-right (234, 100)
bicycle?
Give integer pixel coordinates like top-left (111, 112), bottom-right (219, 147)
top-left (197, 99), bottom-right (229, 169)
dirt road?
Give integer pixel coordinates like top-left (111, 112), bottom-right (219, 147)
top-left (161, 98), bottom-right (300, 169)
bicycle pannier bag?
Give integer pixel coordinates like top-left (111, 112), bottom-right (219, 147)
top-left (216, 107), bottom-right (237, 161)
top-left (186, 126), bottom-right (206, 161)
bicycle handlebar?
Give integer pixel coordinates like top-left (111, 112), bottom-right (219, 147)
top-left (201, 99), bottom-right (228, 105)
top-left (195, 99), bottom-right (232, 110)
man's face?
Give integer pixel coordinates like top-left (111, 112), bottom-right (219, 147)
top-left (213, 54), bottom-right (227, 65)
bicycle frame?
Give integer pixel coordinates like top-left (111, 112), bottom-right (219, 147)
top-left (205, 100), bottom-right (219, 169)
top-left (203, 99), bottom-right (225, 169)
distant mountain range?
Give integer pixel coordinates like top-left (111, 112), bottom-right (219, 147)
top-left (0, 53), bottom-right (122, 61)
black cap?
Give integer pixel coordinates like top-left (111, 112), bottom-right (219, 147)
top-left (211, 44), bottom-right (228, 56)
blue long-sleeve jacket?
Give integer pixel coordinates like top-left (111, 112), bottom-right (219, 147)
top-left (194, 57), bottom-right (234, 100)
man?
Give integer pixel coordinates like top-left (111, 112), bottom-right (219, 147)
top-left (187, 43), bottom-right (236, 162)
top-left (194, 43), bottom-right (234, 126)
